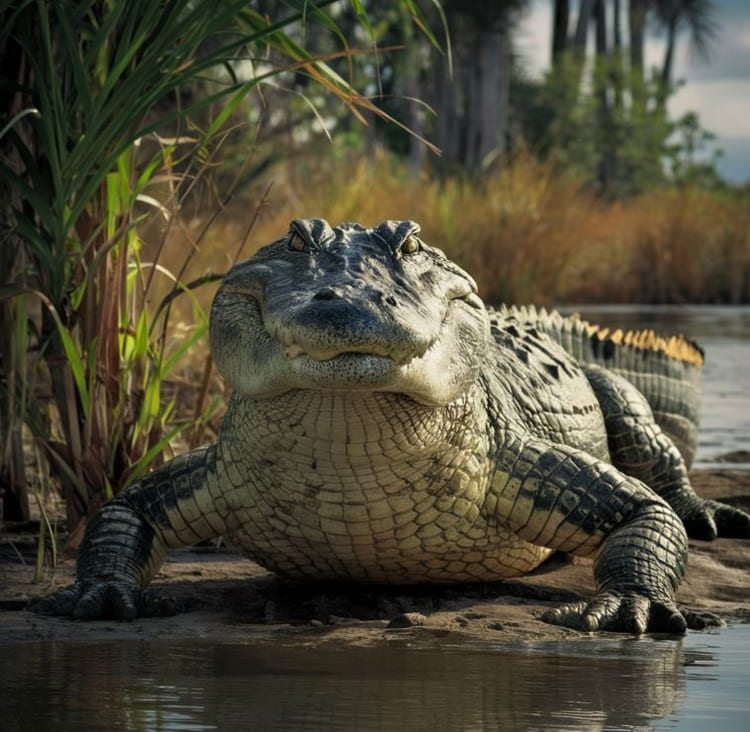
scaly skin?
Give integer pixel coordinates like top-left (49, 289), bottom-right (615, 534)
top-left (34, 219), bottom-right (750, 632)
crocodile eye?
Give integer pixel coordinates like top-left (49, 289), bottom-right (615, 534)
top-left (400, 235), bottom-right (421, 256)
top-left (289, 231), bottom-right (308, 252)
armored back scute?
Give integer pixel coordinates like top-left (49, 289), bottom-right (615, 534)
top-left (496, 306), bottom-right (703, 468)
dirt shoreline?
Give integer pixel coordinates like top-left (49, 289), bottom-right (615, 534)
top-left (1, 469), bottom-right (749, 647)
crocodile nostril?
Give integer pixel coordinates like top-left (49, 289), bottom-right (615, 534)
top-left (313, 287), bottom-right (340, 301)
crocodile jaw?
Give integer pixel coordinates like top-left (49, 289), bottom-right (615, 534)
top-left (210, 290), bottom-right (489, 406)
top-left (283, 350), bottom-right (404, 389)
top-left (209, 219), bottom-right (490, 406)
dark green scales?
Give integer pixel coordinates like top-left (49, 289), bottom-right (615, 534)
top-left (36, 219), bottom-right (750, 633)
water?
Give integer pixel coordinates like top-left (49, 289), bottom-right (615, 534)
top-left (3, 305), bottom-right (749, 731)
top-left (2, 625), bottom-right (749, 731)
top-left (559, 305), bottom-right (750, 468)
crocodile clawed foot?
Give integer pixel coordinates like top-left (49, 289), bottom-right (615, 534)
top-left (685, 499), bottom-right (750, 540)
top-left (30, 580), bottom-right (177, 621)
top-left (29, 584), bottom-right (82, 617)
top-left (541, 591), bottom-right (688, 635)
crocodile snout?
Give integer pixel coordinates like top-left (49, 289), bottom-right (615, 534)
top-left (211, 218), bottom-right (489, 402)
top-left (264, 293), bottom-right (433, 366)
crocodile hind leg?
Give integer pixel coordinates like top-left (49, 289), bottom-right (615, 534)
top-left (33, 445), bottom-right (228, 620)
top-left (489, 430), bottom-right (690, 633)
top-left (584, 364), bottom-right (750, 540)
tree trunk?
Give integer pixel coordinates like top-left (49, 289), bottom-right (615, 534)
top-left (614, 0), bottom-right (622, 49)
top-left (595, 0), bottom-right (607, 55)
top-left (432, 29), bottom-right (460, 170)
top-left (628, 0), bottom-right (648, 124)
top-left (628, 0), bottom-right (647, 79)
top-left (661, 13), bottom-right (678, 86)
top-left (655, 13), bottom-right (678, 112)
top-left (567, 0), bottom-right (596, 101)
top-left (470, 25), bottom-right (509, 170)
top-left (594, 0), bottom-right (613, 190)
top-left (573, 0), bottom-right (596, 53)
top-left (552, 0), bottom-right (570, 65)
top-left (397, 9), bottom-right (427, 177)
top-left (431, 9), bottom-right (512, 174)
top-left (611, 0), bottom-right (624, 142)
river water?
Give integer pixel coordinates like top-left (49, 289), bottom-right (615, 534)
top-left (3, 305), bottom-right (749, 730)
top-left (2, 625), bottom-right (750, 731)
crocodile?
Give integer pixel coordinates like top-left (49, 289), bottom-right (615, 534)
top-left (35, 218), bottom-right (750, 633)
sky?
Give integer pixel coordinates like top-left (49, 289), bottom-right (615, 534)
top-left (515, 0), bottom-right (750, 183)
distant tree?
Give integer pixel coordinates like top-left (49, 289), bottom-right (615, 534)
top-left (613, 0), bottom-right (623, 49)
top-left (628, 0), bottom-right (648, 107)
top-left (573, 0), bottom-right (596, 55)
top-left (552, 0), bottom-right (570, 62)
top-left (515, 0), bottom-right (721, 195)
top-left (429, 0), bottom-right (528, 172)
top-left (654, 0), bottom-right (718, 100)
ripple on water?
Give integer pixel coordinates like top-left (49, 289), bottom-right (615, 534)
top-left (2, 625), bottom-right (750, 731)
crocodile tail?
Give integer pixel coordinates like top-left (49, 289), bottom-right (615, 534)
top-left (496, 305), bottom-right (703, 468)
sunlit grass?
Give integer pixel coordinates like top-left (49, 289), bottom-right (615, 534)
top-left (3, 1), bottom-right (438, 529)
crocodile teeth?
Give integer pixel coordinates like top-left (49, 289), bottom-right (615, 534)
top-left (463, 292), bottom-right (485, 310)
top-left (285, 344), bottom-right (306, 359)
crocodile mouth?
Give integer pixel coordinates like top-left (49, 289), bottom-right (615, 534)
top-left (224, 285), bottom-right (433, 366)
top-left (266, 306), bottom-right (439, 369)
top-left (284, 344), bottom-right (399, 364)
top-left (266, 311), bottom-right (452, 393)
top-left (278, 348), bottom-right (405, 392)
top-left (215, 283), bottom-right (485, 401)
top-left (287, 350), bottom-right (400, 370)
top-left (281, 342), bottom-right (415, 366)
top-left (273, 294), bottom-right (483, 366)
top-left (277, 333), bottom-right (418, 386)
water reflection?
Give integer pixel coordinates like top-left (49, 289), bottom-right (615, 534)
top-left (3, 635), bottom-right (690, 732)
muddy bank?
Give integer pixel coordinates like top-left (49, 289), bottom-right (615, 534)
top-left (1, 470), bottom-right (749, 646)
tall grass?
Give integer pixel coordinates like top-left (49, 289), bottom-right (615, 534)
top-left (171, 152), bottom-right (750, 307)
top-left (0, 0), bottom-right (438, 536)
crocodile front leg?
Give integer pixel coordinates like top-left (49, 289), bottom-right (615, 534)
top-left (488, 431), bottom-right (689, 633)
top-left (33, 445), bottom-right (227, 620)
top-left (585, 365), bottom-right (750, 540)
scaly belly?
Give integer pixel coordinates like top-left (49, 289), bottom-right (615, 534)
top-left (216, 390), bottom-right (552, 583)
top-left (222, 480), bottom-right (552, 583)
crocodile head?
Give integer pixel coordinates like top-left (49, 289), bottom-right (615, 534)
top-left (210, 219), bottom-right (490, 406)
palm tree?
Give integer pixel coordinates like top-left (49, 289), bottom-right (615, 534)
top-left (654, 0), bottom-right (718, 90)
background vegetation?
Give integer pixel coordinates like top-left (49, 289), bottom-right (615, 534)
top-left (1, 0), bottom-right (748, 559)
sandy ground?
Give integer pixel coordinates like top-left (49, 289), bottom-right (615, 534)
top-left (1, 470), bottom-right (748, 647)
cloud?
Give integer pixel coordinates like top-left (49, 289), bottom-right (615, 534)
top-left (670, 81), bottom-right (750, 138)
top-left (514, 1), bottom-right (551, 79)
top-left (668, 10), bottom-right (750, 82)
